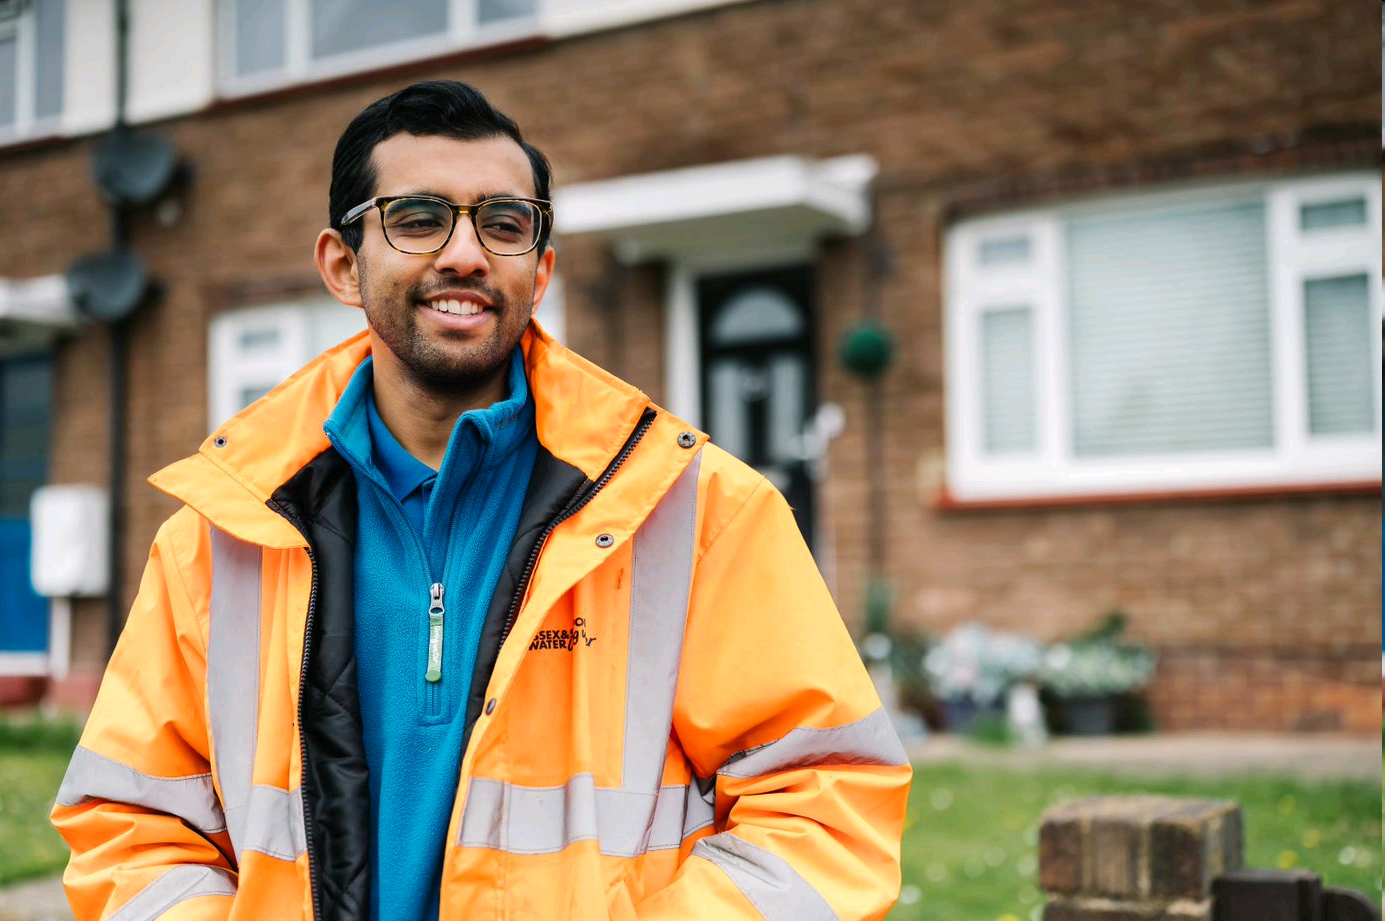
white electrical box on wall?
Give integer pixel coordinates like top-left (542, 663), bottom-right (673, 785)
top-left (30, 485), bottom-right (109, 597)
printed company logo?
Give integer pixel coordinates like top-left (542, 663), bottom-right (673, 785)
top-left (528, 616), bottom-right (597, 652)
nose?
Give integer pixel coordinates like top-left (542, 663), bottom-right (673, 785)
top-left (431, 213), bottom-right (489, 276)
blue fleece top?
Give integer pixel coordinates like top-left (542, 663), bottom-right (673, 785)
top-left (323, 350), bottom-right (536, 921)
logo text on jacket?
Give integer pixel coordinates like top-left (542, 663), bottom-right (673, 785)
top-left (529, 616), bottom-right (597, 651)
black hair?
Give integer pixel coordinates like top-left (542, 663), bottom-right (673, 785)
top-left (328, 80), bottom-right (552, 252)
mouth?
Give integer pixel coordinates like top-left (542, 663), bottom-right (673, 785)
top-left (422, 296), bottom-right (490, 317)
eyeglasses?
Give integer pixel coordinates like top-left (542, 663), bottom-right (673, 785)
top-left (340, 195), bottom-right (552, 256)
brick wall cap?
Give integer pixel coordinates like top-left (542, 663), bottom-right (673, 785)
top-left (1040, 796), bottom-right (1108, 822)
top-left (1044, 894), bottom-right (1212, 916)
top-left (1043, 795), bottom-right (1238, 826)
top-left (1151, 800), bottom-right (1240, 826)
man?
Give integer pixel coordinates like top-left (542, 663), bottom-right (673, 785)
top-left (52, 80), bottom-right (910, 921)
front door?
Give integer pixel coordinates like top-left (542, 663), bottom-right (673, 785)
top-left (698, 266), bottom-right (816, 544)
top-left (0, 354), bottom-right (52, 660)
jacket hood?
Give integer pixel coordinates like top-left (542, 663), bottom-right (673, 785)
top-left (150, 320), bottom-right (701, 549)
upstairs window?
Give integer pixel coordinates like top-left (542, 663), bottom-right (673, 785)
top-left (209, 298), bottom-right (365, 427)
top-left (221, 0), bottom-right (539, 92)
top-left (944, 173), bottom-right (1382, 503)
top-left (0, 0), bottom-right (64, 141)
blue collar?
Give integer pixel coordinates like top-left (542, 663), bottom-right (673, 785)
top-left (325, 348), bottom-right (533, 510)
top-left (367, 392), bottom-right (436, 503)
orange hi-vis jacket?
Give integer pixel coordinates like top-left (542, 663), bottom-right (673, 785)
top-left (53, 323), bottom-right (912, 921)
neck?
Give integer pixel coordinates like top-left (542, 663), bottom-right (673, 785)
top-left (369, 349), bottom-right (510, 470)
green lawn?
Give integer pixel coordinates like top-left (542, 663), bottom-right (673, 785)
top-left (0, 719), bottom-right (80, 887)
top-left (890, 762), bottom-right (1383, 921)
top-left (1, 733), bottom-right (1379, 919)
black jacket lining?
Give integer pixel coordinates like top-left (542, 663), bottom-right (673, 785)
top-left (273, 448), bottom-right (370, 921)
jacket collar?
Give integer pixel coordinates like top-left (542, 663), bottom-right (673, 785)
top-left (149, 321), bottom-right (677, 549)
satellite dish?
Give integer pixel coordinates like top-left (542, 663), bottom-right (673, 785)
top-left (93, 131), bottom-right (180, 206)
top-left (66, 248), bottom-right (149, 321)
top-left (0, 1), bottom-right (30, 26)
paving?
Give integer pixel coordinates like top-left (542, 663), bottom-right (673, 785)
top-left (6, 732), bottom-right (1380, 920)
top-left (0, 875), bottom-right (68, 921)
top-left (909, 730), bottom-right (1383, 780)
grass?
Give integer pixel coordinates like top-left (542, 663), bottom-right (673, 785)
top-left (0, 726), bottom-right (1379, 916)
top-left (0, 717), bottom-right (81, 887)
top-left (889, 762), bottom-right (1383, 921)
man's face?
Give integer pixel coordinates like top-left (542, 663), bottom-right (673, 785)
top-left (351, 133), bottom-right (551, 397)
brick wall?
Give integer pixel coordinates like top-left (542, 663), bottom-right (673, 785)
top-left (1, 0), bottom-right (1378, 729)
top-left (1040, 795), bottom-right (1243, 920)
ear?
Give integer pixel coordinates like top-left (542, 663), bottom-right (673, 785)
top-left (315, 228), bottom-right (363, 308)
top-left (528, 244), bottom-right (556, 317)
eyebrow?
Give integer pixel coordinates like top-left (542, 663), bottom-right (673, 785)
top-left (398, 189), bottom-right (531, 203)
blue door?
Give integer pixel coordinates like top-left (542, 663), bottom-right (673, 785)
top-left (0, 354), bottom-right (52, 655)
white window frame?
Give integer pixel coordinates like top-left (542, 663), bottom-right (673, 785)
top-left (208, 298), bottom-right (365, 429)
top-left (217, 0), bottom-right (541, 96)
top-left (944, 172), bottom-right (1382, 503)
top-left (0, 0), bottom-right (62, 143)
top-left (533, 270), bottom-right (564, 343)
top-left (209, 303), bottom-right (309, 429)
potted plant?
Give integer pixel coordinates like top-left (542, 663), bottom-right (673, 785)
top-left (924, 623), bottom-right (1042, 733)
top-left (1041, 612), bottom-right (1155, 735)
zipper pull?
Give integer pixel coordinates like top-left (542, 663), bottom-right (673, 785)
top-left (425, 582), bottom-right (444, 683)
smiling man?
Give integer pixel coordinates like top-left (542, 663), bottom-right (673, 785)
top-left (53, 81), bottom-right (911, 921)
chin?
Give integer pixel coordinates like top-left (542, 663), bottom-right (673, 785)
top-left (408, 350), bottom-right (511, 393)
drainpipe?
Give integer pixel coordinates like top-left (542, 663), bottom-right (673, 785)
top-left (104, 0), bottom-right (131, 658)
top-left (66, 0), bottom-right (184, 656)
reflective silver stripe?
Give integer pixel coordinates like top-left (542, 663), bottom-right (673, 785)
top-left (693, 834), bottom-right (839, 921)
top-left (208, 528), bottom-right (306, 864)
top-left (720, 707), bottom-right (909, 779)
top-left (243, 784), bottom-right (307, 860)
top-left (459, 775), bottom-right (712, 857)
top-left (108, 865), bottom-right (236, 921)
top-left (624, 454), bottom-right (701, 794)
top-left (208, 526), bottom-right (262, 864)
top-left (56, 746), bottom-right (227, 835)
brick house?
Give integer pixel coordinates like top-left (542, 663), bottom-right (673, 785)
top-left (0, 0), bottom-right (1379, 731)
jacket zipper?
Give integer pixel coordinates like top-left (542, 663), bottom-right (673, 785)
top-left (269, 500), bottom-right (324, 921)
top-left (498, 408), bottom-right (657, 648)
top-left (425, 582), bottom-right (445, 683)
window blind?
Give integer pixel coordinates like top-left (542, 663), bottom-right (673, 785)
top-left (311, 0), bottom-right (446, 59)
top-left (1066, 201), bottom-right (1273, 457)
top-left (980, 307), bottom-right (1036, 455)
top-left (0, 35), bottom-right (15, 127)
top-left (234, 0), bottom-right (286, 76)
top-left (1304, 274), bottom-right (1374, 435)
top-left (34, 0), bottom-right (64, 119)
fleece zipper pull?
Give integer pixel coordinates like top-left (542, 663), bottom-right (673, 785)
top-left (425, 582), bottom-right (444, 683)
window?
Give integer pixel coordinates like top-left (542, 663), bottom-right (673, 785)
top-left (209, 298), bottom-right (365, 427)
top-left (944, 173), bottom-right (1382, 502)
top-left (220, 0), bottom-right (538, 92)
top-left (0, 353), bottom-right (52, 665)
top-left (0, 0), bottom-right (64, 140)
top-left (533, 271), bottom-right (564, 343)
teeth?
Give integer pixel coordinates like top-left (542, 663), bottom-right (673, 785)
top-left (431, 299), bottom-right (482, 316)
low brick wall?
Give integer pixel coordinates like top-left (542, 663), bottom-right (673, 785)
top-left (1040, 795), bottom-right (1243, 920)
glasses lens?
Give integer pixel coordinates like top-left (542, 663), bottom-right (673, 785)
top-left (475, 200), bottom-right (541, 255)
top-left (381, 198), bottom-right (454, 254)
